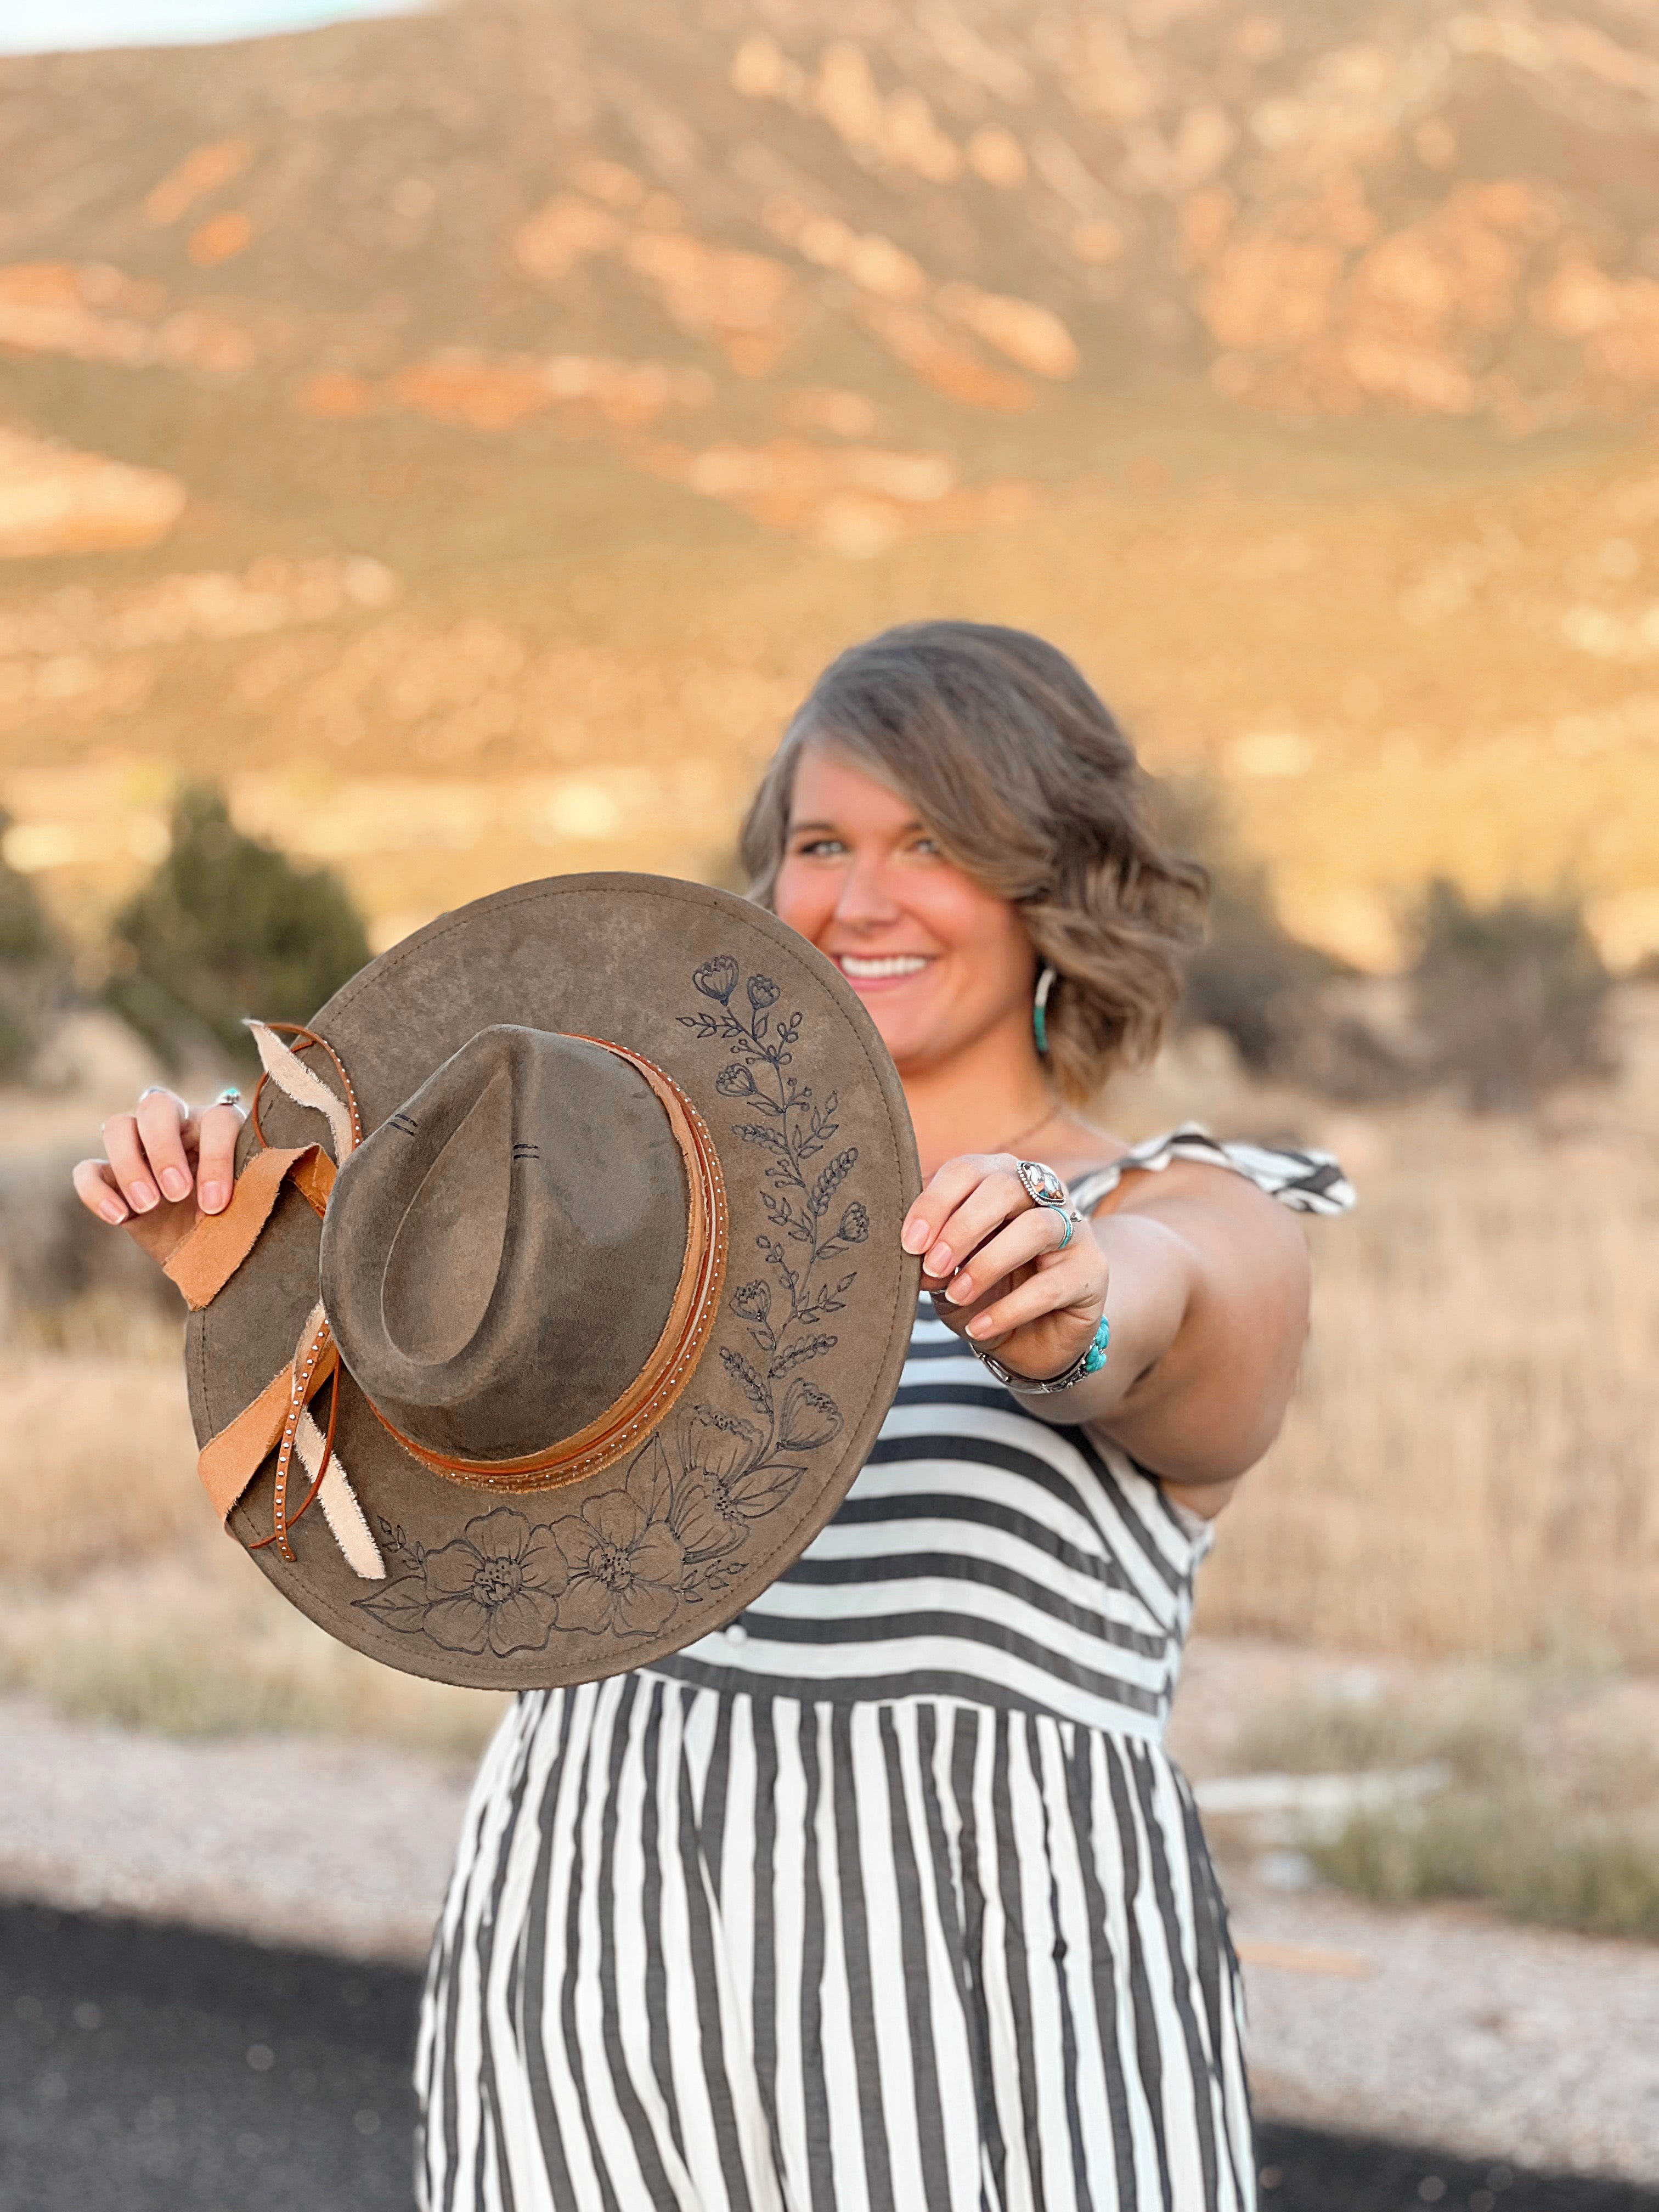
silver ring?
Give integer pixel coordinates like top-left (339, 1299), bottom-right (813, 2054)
top-left (1015, 1159), bottom-right (1070, 1209)
top-left (1015, 1162), bottom-right (1081, 1254)
top-left (138, 1085), bottom-right (171, 1101)
top-left (214, 1086), bottom-right (243, 1107)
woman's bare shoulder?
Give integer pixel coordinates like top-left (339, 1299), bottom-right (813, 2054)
top-left (1042, 1110), bottom-right (1133, 1186)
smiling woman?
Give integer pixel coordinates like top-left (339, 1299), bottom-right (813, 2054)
top-left (77, 617), bottom-right (1351, 2212)
top-left (743, 621), bottom-right (1207, 1110)
top-left (407, 619), bottom-right (1352, 2212)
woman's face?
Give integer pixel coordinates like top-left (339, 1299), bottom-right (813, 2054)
top-left (774, 745), bottom-right (1038, 1075)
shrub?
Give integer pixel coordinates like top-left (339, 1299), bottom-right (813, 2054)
top-left (1314, 1793), bottom-right (1659, 1942)
top-left (105, 785), bottom-right (371, 1069)
top-left (1410, 878), bottom-right (1614, 1113)
top-left (1235, 1689), bottom-right (1659, 1942)
top-left (0, 816), bottom-right (69, 1080)
top-left (1156, 776), bottom-right (1341, 1075)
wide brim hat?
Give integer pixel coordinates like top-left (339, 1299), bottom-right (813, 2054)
top-left (167, 873), bottom-right (920, 1690)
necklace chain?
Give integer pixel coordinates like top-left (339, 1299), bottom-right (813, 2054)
top-left (996, 1103), bottom-right (1061, 1159)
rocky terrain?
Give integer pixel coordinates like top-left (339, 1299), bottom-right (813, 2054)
top-left (9, 0), bottom-right (1659, 449)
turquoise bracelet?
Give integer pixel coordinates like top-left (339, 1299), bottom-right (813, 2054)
top-left (970, 1313), bottom-right (1110, 1395)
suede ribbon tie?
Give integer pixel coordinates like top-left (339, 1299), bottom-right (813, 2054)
top-left (165, 1022), bottom-right (383, 1580)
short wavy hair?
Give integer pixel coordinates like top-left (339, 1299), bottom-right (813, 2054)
top-left (740, 620), bottom-right (1206, 1103)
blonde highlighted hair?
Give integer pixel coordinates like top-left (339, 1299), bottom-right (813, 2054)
top-left (740, 621), bottom-right (1205, 1103)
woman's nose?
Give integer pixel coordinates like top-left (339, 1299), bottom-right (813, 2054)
top-left (833, 855), bottom-right (904, 928)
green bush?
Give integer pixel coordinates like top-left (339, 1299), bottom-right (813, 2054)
top-left (1156, 777), bottom-right (1342, 1074)
top-left (1410, 878), bottom-right (1613, 1113)
top-left (1234, 1690), bottom-right (1519, 1790)
top-left (106, 786), bottom-right (371, 1069)
top-left (1314, 1794), bottom-right (1659, 1942)
top-left (0, 816), bottom-right (68, 1080)
top-left (1239, 1689), bottom-right (1659, 1942)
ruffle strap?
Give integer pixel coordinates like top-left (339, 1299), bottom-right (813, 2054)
top-left (1068, 1124), bottom-right (1355, 1217)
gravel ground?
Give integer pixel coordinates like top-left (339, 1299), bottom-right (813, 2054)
top-left (2, 1686), bottom-right (1656, 2188)
top-left (0, 1694), bottom-right (472, 1965)
top-left (1232, 1885), bottom-right (1659, 2185)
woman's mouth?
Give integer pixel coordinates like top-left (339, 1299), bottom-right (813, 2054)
top-left (834, 953), bottom-right (933, 986)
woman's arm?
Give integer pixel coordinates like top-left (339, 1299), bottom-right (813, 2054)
top-left (901, 1155), bottom-right (1310, 1513)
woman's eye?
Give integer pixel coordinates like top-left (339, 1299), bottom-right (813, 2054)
top-left (794, 837), bottom-right (845, 858)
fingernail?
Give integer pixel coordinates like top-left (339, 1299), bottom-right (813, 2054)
top-left (161, 1167), bottom-right (191, 1201)
top-left (922, 1243), bottom-right (952, 1277)
top-left (945, 1273), bottom-right (973, 1304)
top-left (131, 1181), bottom-right (159, 1212)
top-left (99, 1199), bottom-right (128, 1225)
top-left (968, 1316), bottom-right (991, 1337)
top-left (200, 1181), bottom-right (228, 1214)
top-left (901, 1219), bottom-right (931, 1254)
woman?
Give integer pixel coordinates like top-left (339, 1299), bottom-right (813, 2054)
top-left (77, 621), bottom-right (1348, 2212)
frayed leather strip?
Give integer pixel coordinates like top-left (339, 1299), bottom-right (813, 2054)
top-left (163, 1144), bottom-right (336, 1311)
top-left (198, 1333), bottom-right (337, 1525)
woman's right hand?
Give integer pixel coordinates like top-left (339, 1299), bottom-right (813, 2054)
top-left (72, 1088), bottom-right (245, 1268)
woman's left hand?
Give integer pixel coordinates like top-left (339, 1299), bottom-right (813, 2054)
top-left (900, 1154), bottom-right (1107, 1383)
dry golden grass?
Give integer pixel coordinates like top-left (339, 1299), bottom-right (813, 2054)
top-left (6, 1067), bottom-right (1659, 1745)
top-left (1198, 1105), bottom-right (1659, 1667)
top-left (0, 1333), bottom-right (503, 1752)
top-left (1, 1342), bottom-right (200, 1583)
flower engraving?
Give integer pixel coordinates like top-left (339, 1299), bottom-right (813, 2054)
top-left (675, 953), bottom-right (862, 1536)
top-left (693, 955), bottom-right (739, 1003)
top-left (357, 1509), bottom-right (567, 1656)
top-left (357, 955), bottom-right (870, 1662)
top-left (778, 1378), bottom-right (842, 1452)
top-left (553, 1444), bottom-right (687, 1639)
top-left (670, 1408), bottom-right (805, 1551)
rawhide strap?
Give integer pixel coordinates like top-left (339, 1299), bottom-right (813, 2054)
top-left (173, 1024), bottom-right (381, 1580)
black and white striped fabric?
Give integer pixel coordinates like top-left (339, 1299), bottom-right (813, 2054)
top-left (416, 1133), bottom-right (1352, 2212)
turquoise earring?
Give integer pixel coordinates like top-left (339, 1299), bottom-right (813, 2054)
top-left (1033, 963), bottom-right (1057, 1055)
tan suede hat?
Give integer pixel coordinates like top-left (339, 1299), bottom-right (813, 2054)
top-left (164, 874), bottom-right (920, 1690)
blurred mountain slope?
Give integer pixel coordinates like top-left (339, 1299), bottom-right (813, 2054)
top-left (6, 0), bottom-right (1659, 439)
top-left (2, 0), bottom-right (1658, 965)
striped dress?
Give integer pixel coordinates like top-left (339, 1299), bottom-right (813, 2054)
top-left (416, 1129), bottom-right (1354, 2212)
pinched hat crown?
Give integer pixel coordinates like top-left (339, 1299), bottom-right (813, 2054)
top-left (319, 1024), bottom-right (721, 1470)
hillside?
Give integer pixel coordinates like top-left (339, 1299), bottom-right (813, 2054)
top-left (2, 0), bottom-right (1658, 966)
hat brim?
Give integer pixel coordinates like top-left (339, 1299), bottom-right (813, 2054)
top-left (187, 873), bottom-right (921, 1690)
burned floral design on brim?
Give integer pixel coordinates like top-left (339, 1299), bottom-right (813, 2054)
top-left (353, 955), bottom-right (862, 1657)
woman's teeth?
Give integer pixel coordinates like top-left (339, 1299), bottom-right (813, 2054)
top-left (838, 955), bottom-right (930, 979)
